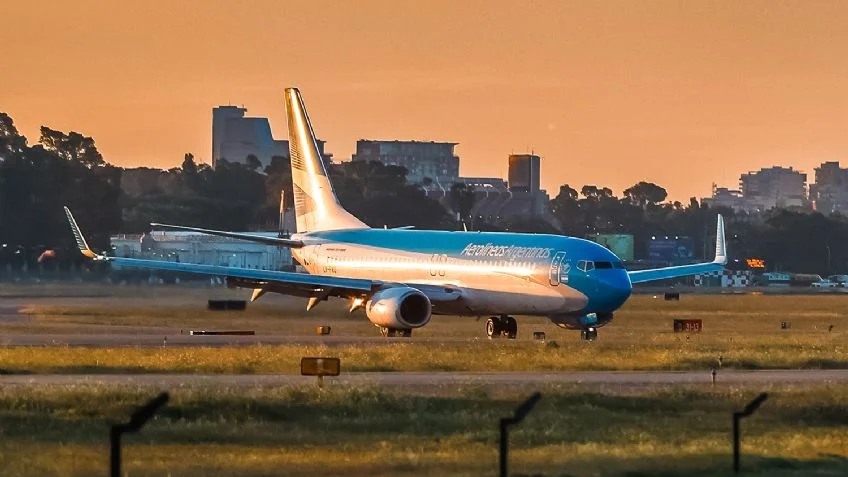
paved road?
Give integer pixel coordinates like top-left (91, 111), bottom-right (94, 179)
top-left (0, 333), bottom-right (477, 347)
top-left (1, 370), bottom-right (846, 387)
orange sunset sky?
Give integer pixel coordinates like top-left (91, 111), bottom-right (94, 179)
top-left (3, 0), bottom-right (848, 201)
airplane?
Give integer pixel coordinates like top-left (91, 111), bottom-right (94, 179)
top-left (65, 87), bottom-right (727, 340)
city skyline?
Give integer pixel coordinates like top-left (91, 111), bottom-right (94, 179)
top-left (4, 1), bottom-right (848, 201)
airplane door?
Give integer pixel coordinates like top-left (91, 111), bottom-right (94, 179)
top-left (306, 244), bottom-right (322, 268)
top-left (430, 254), bottom-right (447, 277)
top-left (549, 251), bottom-right (566, 286)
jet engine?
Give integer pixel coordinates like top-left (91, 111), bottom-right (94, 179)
top-left (365, 287), bottom-right (432, 329)
top-left (548, 312), bottom-right (614, 330)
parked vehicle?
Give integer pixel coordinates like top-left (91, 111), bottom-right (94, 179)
top-left (812, 279), bottom-right (840, 288)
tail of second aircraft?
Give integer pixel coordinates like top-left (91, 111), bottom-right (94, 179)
top-left (285, 88), bottom-right (367, 233)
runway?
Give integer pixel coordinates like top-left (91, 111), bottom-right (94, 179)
top-left (1, 369), bottom-right (846, 387)
top-left (0, 333), bottom-right (470, 347)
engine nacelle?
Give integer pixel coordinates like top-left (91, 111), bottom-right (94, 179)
top-left (365, 287), bottom-right (432, 329)
top-left (548, 312), bottom-right (614, 330)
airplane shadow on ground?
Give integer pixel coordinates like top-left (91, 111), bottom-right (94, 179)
top-left (583, 453), bottom-right (848, 477)
top-left (676, 358), bottom-right (848, 370)
top-left (0, 365), bottom-right (154, 375)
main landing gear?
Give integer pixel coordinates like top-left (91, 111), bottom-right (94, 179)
top-left (485, 315), bottom-right (518, 339)
top-left (379, 327), bottom-right (412, 338)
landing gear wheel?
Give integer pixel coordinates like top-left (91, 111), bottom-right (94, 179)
top-left (504, 316), bottom-right (518, 339)
top-left (379, 327), bottom-right (411, 338)
top-left (485, 317), bottom-right (500, 339)
top-left (580, 327), bottom-right (598, 341)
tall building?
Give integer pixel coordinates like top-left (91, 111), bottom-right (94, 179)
top-left (810, 161), bottom-right (848, 214)
top-left (507, 154), bottom-right (541, 193)
top-left (700, 186), bottom-right (758, 213)
top-left (455, 177), bottom-right (508, 191)
top-left (351, 140), bottom-right (459, 185)
top-left (423, 154), bottom-right (552, 226)
top-left (212, 105), bottom-right (331, 170)
top-left (739, 166), bottom-right (808, 210)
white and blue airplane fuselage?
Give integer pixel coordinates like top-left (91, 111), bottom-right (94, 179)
top-left (294, 229), bottom-right (629, 320)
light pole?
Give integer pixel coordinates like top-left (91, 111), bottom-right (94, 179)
top-left (733, 392), bottom-right (768, 473)
top-left (110, 392), bottom-right (170, 477)
top-left (499, 392), bottom-right (542, 477)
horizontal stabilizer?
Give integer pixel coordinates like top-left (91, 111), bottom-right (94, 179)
top-left (150, 223), bottom-right (304, 248)
top-left (109, 256), bottom-right (375, 292)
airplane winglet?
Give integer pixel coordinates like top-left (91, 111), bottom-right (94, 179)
top-left (63, 207), bottom-right (101, 260)
top-left (714, 214), bottom-right (727, 265)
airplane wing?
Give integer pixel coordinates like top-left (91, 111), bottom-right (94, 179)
top-left (66, 207), bottom-right (462, 305)
top-left (109, 256), bottom-right (378, 299)
top-left (627, 214), bottom-right (727, 284)
top-left (150, 222), bottom-right (304, 248)
top-left (67, 207), bottom-right (372, 297)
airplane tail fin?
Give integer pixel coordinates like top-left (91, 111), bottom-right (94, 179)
top-left (285, 88), bottom-right (367, 233)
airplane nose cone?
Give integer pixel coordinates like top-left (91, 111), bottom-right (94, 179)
top-left (598, 272), bottom-right (632, 312)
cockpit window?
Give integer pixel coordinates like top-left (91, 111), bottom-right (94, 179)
top-left (577, 260), bottom-right (595, 272)
top-left (578, 260), bottom-right (622, 271)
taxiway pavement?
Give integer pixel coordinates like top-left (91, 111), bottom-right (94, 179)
top-left (1, 369), bottom-right (846, 387)
top-left (0, 333), bottom-right (472, 347)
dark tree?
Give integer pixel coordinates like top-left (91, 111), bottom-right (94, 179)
top-left (245, 154), bottom-right (262, 171)
top-left (0, 113), bottom-right (27, 159)
top-left (264, 155), bottom-right (293, 228)
top-left (550, 184), bottom-right (581, 235)
top-left (449, 182), bottom-right (477, 222)
top-left (623, 181), bottom-right (668, 208)
top-left (39, 127), bottom-right (105, 167)
top-left (181, 153), bottom-right (198, 175)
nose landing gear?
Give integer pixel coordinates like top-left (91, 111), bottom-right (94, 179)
top-left (485, 315), bottom-right (518, 339)
top-left (379, 327), bottom-right (412, 337)
top-left (580, 327), bottom-right (598, 341)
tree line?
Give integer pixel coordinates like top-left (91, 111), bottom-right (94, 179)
top-left (1, 111), bottom-right (847, 275)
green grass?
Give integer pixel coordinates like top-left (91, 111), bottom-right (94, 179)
top-left (0, 383), bottom-right (846, 476)
top-left (0, 336), bottom-right (846, 374)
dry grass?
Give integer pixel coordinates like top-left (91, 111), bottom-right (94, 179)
top-left (0, 335), bottom-right (846, 374)
top-left (7, 285), bottom-right (848, 337)
top-left (1, 285), bottom-right (847, 475)
top-left (0, 383), bottom-right (846, 476)
top-left (1, 287), bottom-right (847, 373)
